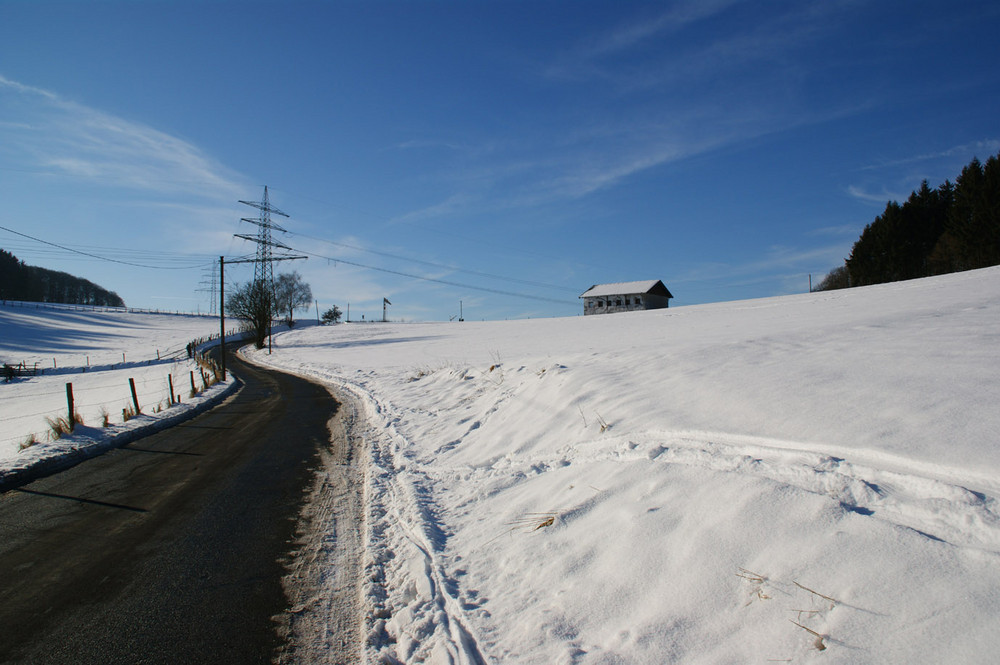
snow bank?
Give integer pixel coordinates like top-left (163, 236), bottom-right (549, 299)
top-left (244, 266), bottom-right (1000, 664)
top-left (0, 377), bottom-right (237, 491)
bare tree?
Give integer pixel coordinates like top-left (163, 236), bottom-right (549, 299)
top-left (226, 280), bottom-right (273, 349)
top-left (274, 271), bottom-right (313, 327)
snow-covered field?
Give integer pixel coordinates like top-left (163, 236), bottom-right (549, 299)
top-left (0, 305), bottom-right (240, 471)
top-left (244, 267), bottom-right (1000, 664)
top-left (3, 267), bottom-right (1000, 663)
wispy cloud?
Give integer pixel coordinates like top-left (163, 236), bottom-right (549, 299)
top-left (672, 243), bottom-right (848, 288)
top-left (392, 138), bottom-right (470, 152)
top-left (0, 73), bottom-right (246, 200)
top-left (809, 224), bottom-right (860, 238)
top-left (860, 140), bottom-right (1000, 171)
top-left (0, 75), bottom-right (58, 101)
top-left (846, 184), bottom-right (907, 205)
top-left (391, 193), bottom-right (475, 225)
top-left (546, 0), bottom-right (748, 80)
top-left (585, 0), bottom-right (747, 58)
top-left (476, 3), bottom-right (874, 211)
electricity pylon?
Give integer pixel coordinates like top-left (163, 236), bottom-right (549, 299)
top-left (233, 186), bottom-right (305, 352)
top-left (197, 263), bottom-right (218, 315)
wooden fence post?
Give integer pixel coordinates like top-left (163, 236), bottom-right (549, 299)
top-left (129, 378), bottom-right (140, 414)
top-left (167, 374), bottom-right (175, 405)
top-left (190, 370), bottom-right (196, 396)
top-left (66, 382), bottom-right (75, 431)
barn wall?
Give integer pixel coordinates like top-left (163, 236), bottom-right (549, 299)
top-left (582, 292), bottom-right (669, 315)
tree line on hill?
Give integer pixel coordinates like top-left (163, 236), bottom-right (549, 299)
top-left (0, 249), bottom-right (125, 307)
top-left (816, 152), bottom-right (1000, 291)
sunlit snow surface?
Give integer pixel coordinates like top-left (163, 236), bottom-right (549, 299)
top-left (242, 267), bottom-right (1000, 664)
top-left (3, 268), bottom-right (999, 663)
top-left (0, 308), bottom-right (239, 469)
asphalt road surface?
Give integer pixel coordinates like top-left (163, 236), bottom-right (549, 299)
top-left (0, 349), bottom-right (343, 664)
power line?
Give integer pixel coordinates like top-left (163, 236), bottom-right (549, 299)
top-left (285, 231), bottom-right (579, 294)
top-left (264, 184), bottom-right (617, 275)
top-left (287, 244), bottom-right (577, 306)
top-left (0, 224), bottom-right (214, 270)
top-left (1, 208), bottom-right (578, 307)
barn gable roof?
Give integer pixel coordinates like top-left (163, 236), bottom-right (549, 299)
top-left (579, 280), bottom-right (673, 299)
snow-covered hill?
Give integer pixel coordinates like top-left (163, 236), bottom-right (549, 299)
top-left (244, 266), bottom-right (1000, 664)
top-left (3, 266), bottom-right (999, 663)
top-left (0, 305), bottom-right (238, 462)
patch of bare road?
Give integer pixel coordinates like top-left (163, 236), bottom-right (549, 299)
top-left (0, 349), bottom-right (363, 664)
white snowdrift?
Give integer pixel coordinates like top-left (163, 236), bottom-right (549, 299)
top-left (243, 266), bottom-right (1000, 664)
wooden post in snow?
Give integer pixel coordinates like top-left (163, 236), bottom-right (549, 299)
top-left (66, 383), bottom-right (75, 431)
top-left (129, 378), bottom-right (140, 414)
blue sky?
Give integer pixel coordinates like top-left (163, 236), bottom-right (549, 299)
top-left (1, 1), bottom-right (998, 322)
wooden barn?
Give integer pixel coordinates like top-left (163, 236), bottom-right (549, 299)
top-left (580, 280), bottom-right (673, 316)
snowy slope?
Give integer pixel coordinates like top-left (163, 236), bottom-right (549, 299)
top-left (242, 266), bottom-right (1000, 664)
top-left (0, 305), bottom-right (238, 461)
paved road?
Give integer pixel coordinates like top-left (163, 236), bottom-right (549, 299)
top-left (0, 349), bottom-right (341, 665)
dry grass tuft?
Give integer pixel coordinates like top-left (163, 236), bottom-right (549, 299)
top-left (595, 413), bottom-right (609, 433)
top-left (508, 512), bottom-right (559, 532)
top-left (485, 511), bottom-right (560, 546)
top-left (793, 581), bottom-right (839, 605)
top-left (45, 413), bottom-right (81, 441)
top-left (736, 567), bottom-right (771, 602)
top-left (790, 620), bottom-right (827, 651)
top-left (19, 433), bottom-right (38, 451)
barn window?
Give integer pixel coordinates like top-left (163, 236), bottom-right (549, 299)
top-left (615, 299), bottom-right (622, 306)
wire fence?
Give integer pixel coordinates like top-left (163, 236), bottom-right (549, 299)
top-left (0, 299), bottom-right (217, 318)
top-left (0, 328), bottom-right (247, 450)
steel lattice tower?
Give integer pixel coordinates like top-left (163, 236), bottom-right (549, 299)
top-left (233, 186), bottom-right (305, 352)
top-left (236, 185), bottom-right (290, 308)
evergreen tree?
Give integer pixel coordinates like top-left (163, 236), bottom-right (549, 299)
top-left (825, 151), bottom-right (1000, 292)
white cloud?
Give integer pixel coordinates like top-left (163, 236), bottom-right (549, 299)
top-left (846, 184), bottom-right (905, 205)
top-left (861, 140), bottom-right (1000, 171)
top-left (390, 193), bottom-right (475, 225)
top-left (0, 73), bottom-right (246, 201)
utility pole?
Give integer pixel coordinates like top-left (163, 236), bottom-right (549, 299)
top-left (219, 255), bottom-right (226, 381)
top-left (383, 297), bottom-right (391, 323)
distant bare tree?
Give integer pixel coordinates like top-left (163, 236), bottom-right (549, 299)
top-left (274, 271), bottom-right (313, 327)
